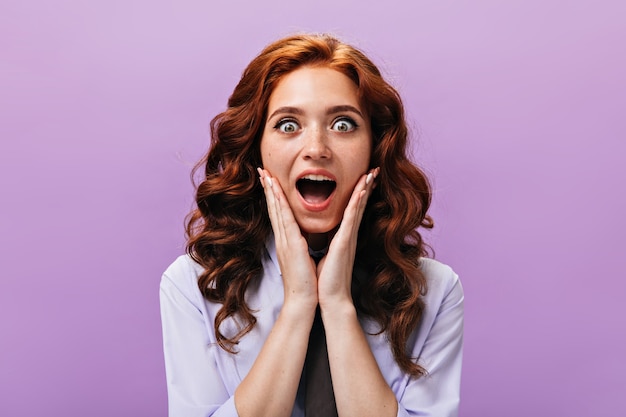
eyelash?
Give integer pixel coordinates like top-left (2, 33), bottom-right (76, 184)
top-left (332, 117), bottom-right (358, 132)
top-left (273, 116), bottom-right (359, 133)
top-left (273, 118), bottom-right (299, 133)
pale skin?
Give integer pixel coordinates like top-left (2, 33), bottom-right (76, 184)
top-left (234, 66), bottom-right (398, 417)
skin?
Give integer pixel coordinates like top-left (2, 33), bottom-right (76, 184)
top-left (234, 66), bottom-right (397, 417)
top-left (260, 65), bottom-right (373, 244)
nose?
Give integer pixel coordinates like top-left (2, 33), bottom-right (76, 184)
top-left (302, 127), bottom-right (331, 160)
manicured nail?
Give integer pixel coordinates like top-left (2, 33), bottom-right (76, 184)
top-left (257, 167), bottom-right (263, 177)
top-left (366, 172), bottom-right (373, 185)
top-left (266, 177), bottom-right (273, 188)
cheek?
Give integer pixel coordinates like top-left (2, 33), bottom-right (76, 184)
top-left (260, 143), bottom-right (288, 180)
top-left (349, 149), bottom-right (372, 176)
top-left (259, 140), bottom-right (274, 167)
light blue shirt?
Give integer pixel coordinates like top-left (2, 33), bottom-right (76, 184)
top-left (160, 235), bottom-right (464, 417)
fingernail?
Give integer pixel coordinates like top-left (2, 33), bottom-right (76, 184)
top-left (266, 177), bottom-right (273, 188)
top-left (366, 173), bottom-right (373, 185)
top-left (257, 167), bottom-right (263, 177)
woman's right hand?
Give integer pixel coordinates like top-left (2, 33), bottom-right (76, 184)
top-left (258, 168), bottom-right (318, 310)
top-left (233, 170), bottom-right (319, 417)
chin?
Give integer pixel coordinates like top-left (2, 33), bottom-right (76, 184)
top-left (296, 217), bottom-right (340, 236)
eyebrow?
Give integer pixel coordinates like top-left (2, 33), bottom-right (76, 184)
top-left (267, 106), bottom-right (304, 121)
top-left (267, 105), bottom-right (365, 121)
top-left (328, 105), bottom-right (365, 119)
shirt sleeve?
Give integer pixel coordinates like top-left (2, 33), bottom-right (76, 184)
top-left (160, 264), bottom-right (239, 417)
top-left (396, 270), bottom-right (464, 417)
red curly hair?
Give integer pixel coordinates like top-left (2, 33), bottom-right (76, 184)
top-left (186, 34), bottom-right (433, 377)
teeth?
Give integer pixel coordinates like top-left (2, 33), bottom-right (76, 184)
top-left (300, 174), bottom-right (334, 182)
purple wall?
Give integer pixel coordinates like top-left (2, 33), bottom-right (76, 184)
top-left (1, 1), bottom-right (624, 416)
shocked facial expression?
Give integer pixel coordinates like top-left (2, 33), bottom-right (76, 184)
top-left (260, 66), bottom-right (372, 235)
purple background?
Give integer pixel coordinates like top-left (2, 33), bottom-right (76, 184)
top-left (1, 1), bottom-right (624, 416)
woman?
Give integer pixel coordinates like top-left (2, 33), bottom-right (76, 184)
top-left (160, 34), bottom-right (464, 417)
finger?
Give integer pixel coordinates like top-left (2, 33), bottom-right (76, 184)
top-left (258, 168), bottom-right (285, 244)
top-left (258, 168), bottom-right (302, 252)
top-left (331, 167), bottom-right (380, 251)
top-left (266, 172), bottom-right (304, 247)
top-left (357, 168), bottom-right (380, 216)
top-left (346, 167), bottom-right (378, 226)
top-left (355, 166), bottom-right (379, 222)
top-left (256, 167), bottom-right (264, 186)
top-left (267, 173), bottom-right (289, 245)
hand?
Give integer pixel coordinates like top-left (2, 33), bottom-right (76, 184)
top-left (257, 168), bottom-right (319, 310)
top-left (316, 167), bottom-right (379, 309)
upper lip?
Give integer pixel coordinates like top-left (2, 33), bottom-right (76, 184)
top-left (296, 169), bottom-right (336, 182)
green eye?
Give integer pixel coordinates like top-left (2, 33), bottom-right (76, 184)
top-left (276, 120), bottom-right (299, 133)
top-left (332, 118), bottom-right (356, 132)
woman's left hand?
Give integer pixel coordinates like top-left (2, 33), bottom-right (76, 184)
top-left (316, 167), bottom-right (379, 309)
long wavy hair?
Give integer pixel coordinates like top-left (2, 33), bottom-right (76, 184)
top-left (186, 34), bottom-right (433, 377)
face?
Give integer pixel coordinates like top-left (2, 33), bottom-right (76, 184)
top-left (260, 66), bottom-right (372, 235)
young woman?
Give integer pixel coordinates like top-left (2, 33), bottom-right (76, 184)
top-left (160, 34), bottom-right (464, 417)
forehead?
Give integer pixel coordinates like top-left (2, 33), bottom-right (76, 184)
top-left (267, 66), bottom-right (362, 112)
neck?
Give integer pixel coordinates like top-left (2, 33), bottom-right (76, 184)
top-left (305, 233), bottom-right (328, 251)
top-left (304, 225), bottom-right (339, 251)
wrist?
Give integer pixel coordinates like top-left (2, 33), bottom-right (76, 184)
top-left (281, 296), bottom-right (317, 323)
top-left (319, 298), bottom-right (357, 324)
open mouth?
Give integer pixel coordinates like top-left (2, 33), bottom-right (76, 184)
top-left (296, 174), bottom-right (336, 204)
